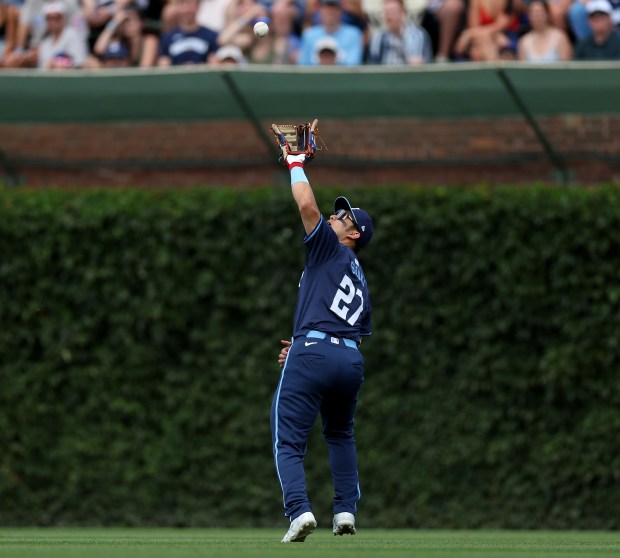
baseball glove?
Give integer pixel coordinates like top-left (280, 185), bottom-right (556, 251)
top-left (271, 119), bottom-right (320, 166)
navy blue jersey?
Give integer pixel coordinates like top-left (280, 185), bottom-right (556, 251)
top-left (293, 216), bottom-right (372, 343)
top-left (159, 26), bottom-right (218, 65)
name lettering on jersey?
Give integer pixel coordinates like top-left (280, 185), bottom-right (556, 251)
top-left (169, 37), bottom-right (210, 57)
top-left (350, 259), bottom-right (366, 287)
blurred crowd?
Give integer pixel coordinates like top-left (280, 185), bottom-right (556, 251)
top-left (0, 0), bottom-right (619, 69)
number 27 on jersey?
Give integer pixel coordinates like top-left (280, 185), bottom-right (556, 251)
top-left (330, 274), bottom-right (364, 326)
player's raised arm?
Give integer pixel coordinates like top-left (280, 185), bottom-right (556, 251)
top-left (285, 154), bottom-right (321, 235)
top-left (272, 121), bottom-right (321, 235)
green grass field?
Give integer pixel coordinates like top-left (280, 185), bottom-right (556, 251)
top-left (1, 529), bottom-right (619, 558)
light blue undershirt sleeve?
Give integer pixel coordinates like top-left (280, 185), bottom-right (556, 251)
top-left (290, 166), bottom-right (309, 185)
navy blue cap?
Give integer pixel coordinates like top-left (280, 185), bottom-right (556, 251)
top-left (104, 39), bottom-right (130, 60)
top-left (334, 196), bottom-right (374, 250)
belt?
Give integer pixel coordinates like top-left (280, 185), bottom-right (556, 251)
top-left (306, 330), bottom-right (358, 350)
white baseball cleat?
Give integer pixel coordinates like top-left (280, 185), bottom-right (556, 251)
top-left (333, 512), bottom-right (356, 536)
top-left (281, 512), bottom-right (317, 543)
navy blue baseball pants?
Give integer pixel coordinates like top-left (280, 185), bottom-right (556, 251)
top-left (271, 334), bottom-right (365, 521)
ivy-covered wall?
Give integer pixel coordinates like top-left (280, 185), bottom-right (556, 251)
top-left (1, 186), bottom-right (618, 528)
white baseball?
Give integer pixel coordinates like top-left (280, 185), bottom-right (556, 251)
top-left (253, 21), bottom-right (269, 37)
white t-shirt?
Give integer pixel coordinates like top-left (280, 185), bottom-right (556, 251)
top-left (20, 0), bottom-right (86, 46)
top-left (38, 26), bottom-right (88, 68)
top-left (196, 0), bottom-right (230, 32)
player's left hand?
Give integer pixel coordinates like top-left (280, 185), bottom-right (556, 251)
top-left (271, 121), bottom-right (318, 167)
top-left (278, 339), bottom-right (291, 368)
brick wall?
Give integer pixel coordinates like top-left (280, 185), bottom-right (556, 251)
top-left (2, 117), bottom-right (619, 187)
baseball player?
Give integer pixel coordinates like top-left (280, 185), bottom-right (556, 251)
top-left (270, 138), bottom-right (374, 543)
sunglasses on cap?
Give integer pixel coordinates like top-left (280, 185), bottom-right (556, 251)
top-left (335, 209), bottom-right (360, 232)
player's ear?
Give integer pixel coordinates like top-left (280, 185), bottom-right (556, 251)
top-left (347, 229), bottom-right (361, 242)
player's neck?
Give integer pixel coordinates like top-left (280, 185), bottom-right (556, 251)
top-left (340, 238), bottom-right (357, 251)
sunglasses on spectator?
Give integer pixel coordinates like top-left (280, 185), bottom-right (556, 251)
top-left (335, 209), bottom-right (360, 232)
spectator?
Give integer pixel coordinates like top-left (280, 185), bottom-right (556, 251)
top-left (38, 1), bottom-right (88, 68)
top-left (366, 0), bottom-right (432, 64)
top-left (82, 0), bottom-right (152, 67)
top-left (574, 0), bottom-right (620, 58)
top-left (3, 0), bottom-right (85, 68)
top-left (82, 0), bottom-right (115, 52)
top-left (217, 0), bottom-right (267, 56)
top-left (1, 3), bottom-right (20, 65)
top-left (158, 0), bottom-right (218, 65)
top-left (90, 6), bottom-right (142, 66)
top-left (517, 0), bottom-right (572, 61)
top-left (138, 0), bottom-right (165, 66)
top-left (214, 42), bottom-right (247, 62)
top-left (305, 0), bottom-right (369, 32)
top-left (163, 0), bottom-right (236, 35)
top-left (340, 0), bottom-right (368, 31)
top-left (420, 0), bottom-right (465, 61)
top-left (249, 0), bottom-right (300, 63)
top-left (569, 0), bottom-right (619, 41)
top-left (196, 0), bottom-right (231, 31)
top-left (297, 0), bottom-right (363, 65)
top-left (256, 0), bottom-right (305, 34)
top-left (160, 0), bottom-right (177, 32)
top-left (543, 0), bottom-right (572, 31)
top-left (454, 0), bottom-right (521, 61)
top-left (515, 0), bottom-right (572, 32)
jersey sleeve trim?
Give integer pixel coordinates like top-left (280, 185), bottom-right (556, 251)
top-left (303, 215), bottom-right (323, 243)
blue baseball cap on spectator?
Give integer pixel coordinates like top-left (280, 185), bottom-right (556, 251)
top-left (320, 0), bottom-right (341, 6)
top-left (52, 51), bottom-right (74, 67)
top-left (104, 40), bottom-right (130, 60)
top-left (334, 196), bottom-right (374, 249)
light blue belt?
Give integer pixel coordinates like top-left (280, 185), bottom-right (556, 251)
top-left (307, 330), bottom-right (358, 350)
